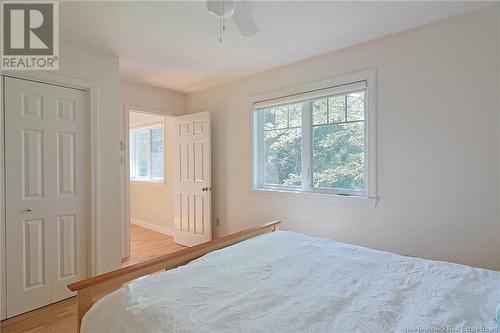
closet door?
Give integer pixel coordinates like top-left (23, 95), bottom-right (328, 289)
top-left (5, 77), bottom-right (88, 317)
top-left (50, 85), bottom-right (88, 302)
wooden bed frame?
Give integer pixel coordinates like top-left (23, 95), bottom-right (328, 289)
top-left (68, 220), bottom-right (281, 332)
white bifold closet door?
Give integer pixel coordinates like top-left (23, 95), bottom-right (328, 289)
top-left (4, 77), bottom-right (89, 318)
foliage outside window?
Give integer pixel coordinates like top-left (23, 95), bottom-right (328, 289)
top-left (254, 80), bottom-right (371, 197)
top-left (130, 124), bottom-right (164, 182)
top-left (263, 104), bottom-right (303, 186)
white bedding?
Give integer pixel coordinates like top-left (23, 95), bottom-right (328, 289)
top-left (82, 231), bottom-right (500, 333)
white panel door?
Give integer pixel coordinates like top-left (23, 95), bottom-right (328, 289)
top-left (174, 112), bottom-right (212, 246)
top-left (5, 77), bottom-right (88, 317)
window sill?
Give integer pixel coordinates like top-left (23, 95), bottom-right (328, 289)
top-left (130, 179), bottom-right (165, 187)
top-left (251, 187), bottom-right (378, 208)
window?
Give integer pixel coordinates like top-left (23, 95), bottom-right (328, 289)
top-left (262, 103), bottom-right (303, 187)
top-left (130, 124), bottom-right (164, 182)
top-left (253, 73), bottom-right (375, 199)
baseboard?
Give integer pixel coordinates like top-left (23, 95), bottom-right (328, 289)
top-left (130, 218), bottom-right (176, 237)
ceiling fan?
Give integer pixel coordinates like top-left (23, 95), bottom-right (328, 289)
top-left (206, 0), bottom-right (258, 42)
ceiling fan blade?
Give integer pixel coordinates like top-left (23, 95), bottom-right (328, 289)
top-left (232, 1), bottom-right (258, 37)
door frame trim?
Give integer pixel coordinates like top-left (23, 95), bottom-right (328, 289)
top-left (121, 104), bottom-right (174, 261)
top-left (0, 72), bottom-right (100, 320)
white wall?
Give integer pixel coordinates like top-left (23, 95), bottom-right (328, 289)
top-left (121, 79), bottom-right (185, 113)
top-left (186, 6), bottom-right (500, 270)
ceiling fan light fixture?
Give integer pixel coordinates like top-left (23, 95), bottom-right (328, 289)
top-left (206, 0), bottom-right (258, 43)
top-left (207, 0), bottom-right (239, 19)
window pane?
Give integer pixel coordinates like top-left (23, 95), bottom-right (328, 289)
top-left (288, 104), bottom-right (302, 127)
top-left (328, 95), bottom-right (346, 123)
top-left (312, 121), bottom-right (364, 191)
top-left (151, 127), bottom-right (164, 179)
top-left (347, 91), bottom-right (365, 121)
top-left (313, 99), bottom-right (328, 125)
top-left (264, 128), bottom-right (302, 186)
top-left (263, 104), bottom-right (303, 130)
top-left (274, 107), bottom-right (288, 129)
top-left (264, 109), bottom-right (276, 130)
top-left (135, 129), bottom-right (149, 177)
top-left (262, 103), bottom-right (303, 186)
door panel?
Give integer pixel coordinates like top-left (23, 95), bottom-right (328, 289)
top-left (5, 77), bottom-right (88, 317)
top-left (179, 193), bottom-right (190, 232)
top-left (193, 195), bottom-right (205, 235)
top-left (23, 218), bottom-right (46, 289)
top-left (193, 141), bottom-right (204, 182)
top-left (23, 129), bottom-right (45, 198)
top-left (179, 142), bottom-right (190, 181)
top-left (57, 98), bottom-right (76, 121)
top-left (57, 131), bottom-right (76, 195)
top-left (58, 214), bottom-right (77, 279)
top-left (22, 93), bottom-right (44, 118)
top-left (174, 112), bottom-right (211, 246)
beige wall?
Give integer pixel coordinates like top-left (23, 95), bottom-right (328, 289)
top-left (186, 7), bottom-right (500, 270)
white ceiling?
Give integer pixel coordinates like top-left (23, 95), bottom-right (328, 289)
top-left (60, 1), bottom-right (493, 93)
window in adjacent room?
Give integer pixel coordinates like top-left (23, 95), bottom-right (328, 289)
top-left (253, 71), bottom-right (375, 198)
top-left (130, 123), bottom-right (164, 182)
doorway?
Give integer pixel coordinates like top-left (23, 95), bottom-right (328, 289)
top-left (122, 108), bottom-right (182, 265)
top-left (121, 108), bottom-right (213, 262)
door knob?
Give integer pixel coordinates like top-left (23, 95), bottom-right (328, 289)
top-left (25, 208), bottom-right (32, 213)
top-left (202, 186), bottom-right (209, 192)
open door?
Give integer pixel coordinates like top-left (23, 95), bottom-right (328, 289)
top-left (173, 112), bottom-right (212, 246)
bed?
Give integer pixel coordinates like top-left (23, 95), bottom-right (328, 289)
top-left (69, 221), bottom-right (500, 333)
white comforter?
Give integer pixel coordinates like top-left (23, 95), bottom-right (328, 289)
top-left (82, 231), bottom-right (500, 333)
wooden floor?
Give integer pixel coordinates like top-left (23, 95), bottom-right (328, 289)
top-left (0, 225), bottom-right (185, 333)
top-left (122, 224), bottom-right (185, 266)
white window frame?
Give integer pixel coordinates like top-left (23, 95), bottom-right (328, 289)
top-left (251, 70), bottom-right (377, 206)
top-left (129, 121), bottom-right (165, 184)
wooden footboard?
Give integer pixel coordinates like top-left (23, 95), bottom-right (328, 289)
top-left (68, 220), bottom-right (281, 332)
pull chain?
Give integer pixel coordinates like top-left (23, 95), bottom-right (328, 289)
top-left (222, 0), bottom-right (226, 32)
top-left (219, 16), bottom-right (222, 42)
top-left (219, 0), bottom-right (225, 43)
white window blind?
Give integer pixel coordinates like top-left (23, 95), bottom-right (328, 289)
top-left (253, 81), bottom-right (367, 110)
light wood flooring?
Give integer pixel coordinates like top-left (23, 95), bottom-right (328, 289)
top-left (0, 225), bottom-right (185, 333)
top-left (122, 224), bottom-right (185, 266)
